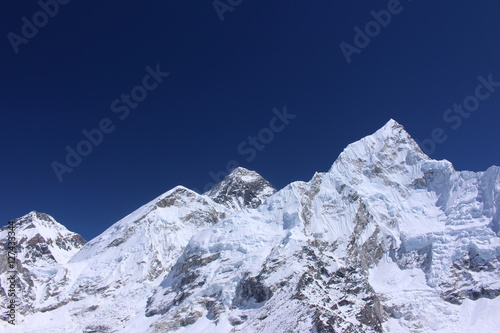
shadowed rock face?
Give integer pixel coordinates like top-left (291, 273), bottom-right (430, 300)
top-left (207, 167), bottom-right (277, 211)
top-left (232, 274), bottom-right (273, 310)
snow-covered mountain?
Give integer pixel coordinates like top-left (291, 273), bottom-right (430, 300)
top-left (0, 211), bottom-right (86, 267)
top-left (1, 119), bottom-right (499, 332)
top-left (0, 212), bottom-right (86, 320)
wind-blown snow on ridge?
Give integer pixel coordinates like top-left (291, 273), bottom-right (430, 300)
top-left (1, 119), bottom-right (499, 333)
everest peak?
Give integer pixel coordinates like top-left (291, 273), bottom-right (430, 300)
top-left (206, 166), bottom-right (277, 211)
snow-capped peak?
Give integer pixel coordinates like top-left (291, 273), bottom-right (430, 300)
top-left (206, 167), bottom-right (277, 211)
top-left (379, 118), bottom-right (404, 134)
top-left (0, 211), bottom-right (86, 266)
top-left (329, 119), bottom-right (429, 187)
top-left (338, 119), bottom-right (425, 163)
top-left (229, 166), bottom-right (263, 181)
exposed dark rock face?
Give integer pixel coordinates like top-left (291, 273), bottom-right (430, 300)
top-left (207, 167), bottom-right (277, 210)
top-left (439, 244), bottom-right (500, 305)
top-left (391, 244), bottom-right (433, 272)
top-left (234, 275), bottom-right (273, 307)
top-left (156, 187), bottom-right (197, 208)
top-left (347, 202), bottom-right (385, 271)
top-left (145, 251), bottom-right (221, 317)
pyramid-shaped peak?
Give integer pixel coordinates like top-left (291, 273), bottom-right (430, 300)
top-left (227, 167), bottom-right (264, 181)
top-left (2, 211), bottom-right (86, 265)
top-left (23, 210), bottom-right (52, 221)
top-left (230, 166), bottom-right (252, 174)
top-left (373, 118), bottom-right (410, 139)
top-left (348, 118), bottom-right (422, 155)
top-left (153, 185), bottom-right (201, 209)
top-left (164, 185), bottom-right (197, 197)
top-left (207, 167), bottom-right (276, 211)
top-left (383, 118), bottom-right (402, 128)
top-left (14, 211), bottom-right (60, 229)
top-left (329, 119), bottom-right (429, 175)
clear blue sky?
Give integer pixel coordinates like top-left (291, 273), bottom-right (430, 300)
top-left (1, 0), bottom-right (499, 241)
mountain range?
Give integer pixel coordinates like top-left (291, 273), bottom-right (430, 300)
top-left (1, 119), bottom-right (499, 332)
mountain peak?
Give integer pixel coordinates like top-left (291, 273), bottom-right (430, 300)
top-left (375, 118), bottom-right (411, 140)
top-left (207, 167), bottom-right (276, 211)
top-left (228, 166), bottom-right (264, 181)
top-left (23, 211), bottom-right (55, 224)
top-left (382, 118), bottom-right (401, 129)
top-left (15, 211), bottom-right (65, 230)
top-left (329, 119), bottom-right (428, 177)
top-left (1, 212), bottom-right (86, 266)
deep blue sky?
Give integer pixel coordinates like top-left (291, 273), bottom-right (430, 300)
top-left (1, 0), bottom-right (499, 241)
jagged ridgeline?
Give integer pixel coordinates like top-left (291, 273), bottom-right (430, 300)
top-left (1, 119), bottom-right (499, 333)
